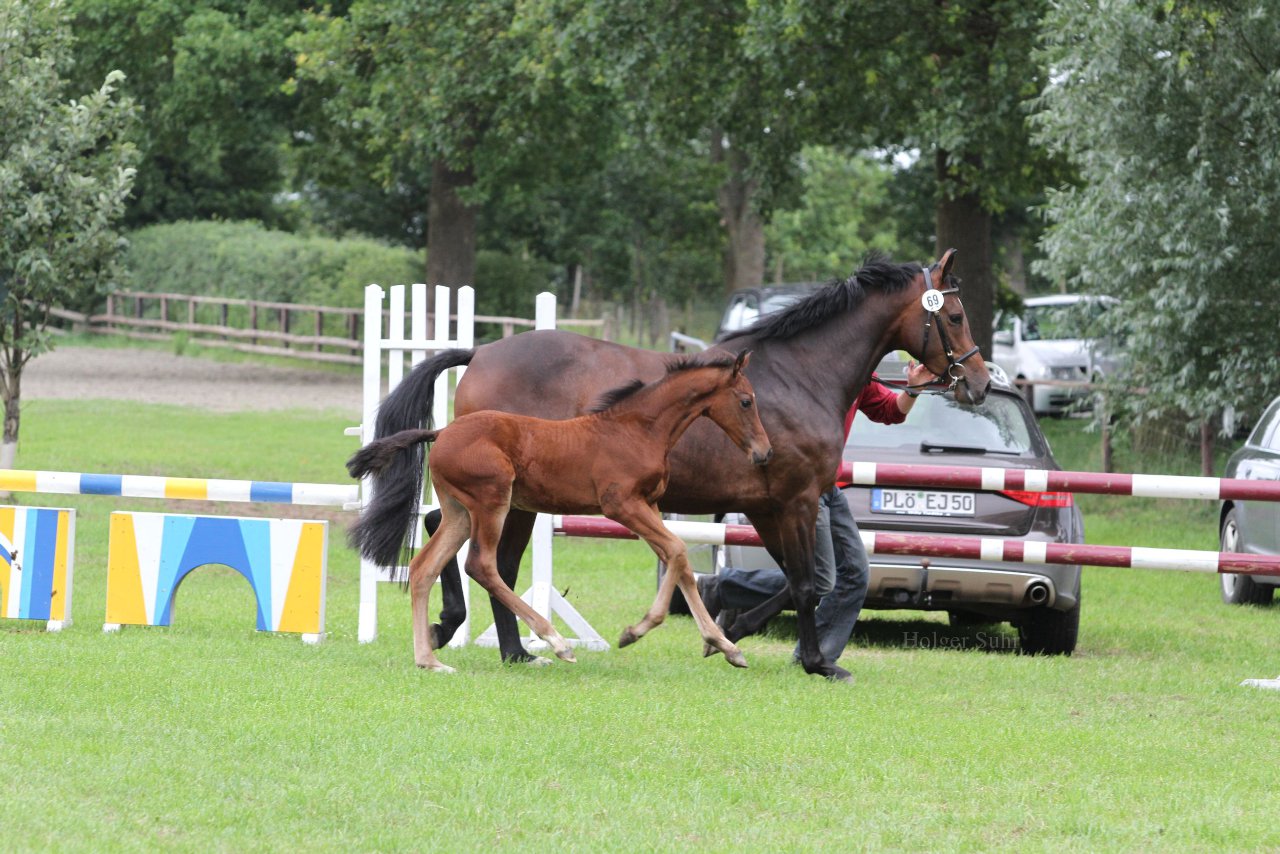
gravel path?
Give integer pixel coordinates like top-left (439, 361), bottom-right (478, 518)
top-left (24, 345), bottom-right (364, 416)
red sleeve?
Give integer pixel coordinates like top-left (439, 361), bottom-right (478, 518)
top-left (843, 374), bottom-right (905, 439)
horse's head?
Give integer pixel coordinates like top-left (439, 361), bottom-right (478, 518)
top-left (706, 351), bottom-right (773, 466)
top-left (898, 249), bottom-right (990, 406)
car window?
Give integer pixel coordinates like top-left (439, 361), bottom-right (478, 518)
top-left (719, 294), bottom-right (759, 334)
top-left (1023, 300), bottom-right (1108, 342)
top-left (847, 392), bottom-right (1038, 455)
top-left (760, 294), bottom-right (804, 316)
top-left (1254, 398), bottom-right (1280, 451)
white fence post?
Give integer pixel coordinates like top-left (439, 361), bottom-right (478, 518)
top-left (354, 283), bottom-right (474, 644)
top-left (476, 292), bottom-right (608, 652)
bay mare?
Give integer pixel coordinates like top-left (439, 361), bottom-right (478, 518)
top-left (348, 352), bottom-right (771, 672)
top-left (371, 250), bottom-right (990, 682)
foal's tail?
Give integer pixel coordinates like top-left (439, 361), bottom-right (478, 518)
top-left (346, 429), bottom-right (440, 479)
top-left (348, 348), bottom-right (474, 567)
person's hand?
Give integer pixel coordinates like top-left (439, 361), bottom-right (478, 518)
top-left (905, 359), bottom-right (935, 393)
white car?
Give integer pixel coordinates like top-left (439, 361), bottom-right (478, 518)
top-left (991, 294), bottom-right (1117, 415)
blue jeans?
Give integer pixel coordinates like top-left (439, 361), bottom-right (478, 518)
top-left (716, 486), bottom-right (869, 664)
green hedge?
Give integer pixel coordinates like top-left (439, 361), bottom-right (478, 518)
top-left (123, 221), bottom-right (424, 308)
top-left (122, 221), bottom-right (554, 316)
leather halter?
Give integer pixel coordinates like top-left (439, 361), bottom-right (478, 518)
top-left (920, 262), bottom-right (981, 392)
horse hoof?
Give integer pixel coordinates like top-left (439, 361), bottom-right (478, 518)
top-left (555, 647), bottom-right (577, 663)
top-left (724, 649), bottom-right (749, 669)
top-left (417, 662), bottom-right (457, 674)
top-left (702, 642), bottom-right (716, 658)
top-left (618, 627), bottom-right (639, 648)
top-left (825, 666), bottom-right (854, 684)
top-left (525, 655), bottom-right (554, 668)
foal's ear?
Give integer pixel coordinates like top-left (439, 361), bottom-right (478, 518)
top-left (939, 248), bottom-right (958, 282)
top-left (733, 350), bottom-right (751, 376)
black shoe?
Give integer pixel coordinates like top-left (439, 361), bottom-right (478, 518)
top-left (696, 573), bottom-right (722, 620)
top-left (715, 607), bottom-right (740, 632)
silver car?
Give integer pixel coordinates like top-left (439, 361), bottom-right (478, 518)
top-left (1219, 395), bottom-right (1280, 605)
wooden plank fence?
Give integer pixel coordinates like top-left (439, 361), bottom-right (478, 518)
top-left (47, 291), bottom-right (611, 365)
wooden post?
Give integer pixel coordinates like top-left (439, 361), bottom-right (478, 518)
top-left (249, 302), bottom-right (258, 347)
top-left (1099, 393), bottom-right (1113, 474)
top-left (314, 310), bottom-right (323, 352)
top-left (280, 306), bottom-right (290, 349)
top-left (1201, 419), bottom-right (1214, 478)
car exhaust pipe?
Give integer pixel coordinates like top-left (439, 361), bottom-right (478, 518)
top-left (1026, 581), bottom-right (1050, 605)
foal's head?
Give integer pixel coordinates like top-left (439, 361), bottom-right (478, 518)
top-left (702, 350), bottom-right (772, 466)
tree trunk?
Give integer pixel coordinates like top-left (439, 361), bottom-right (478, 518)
top-left (712, 132), bottom-right (765, 295)
top-left (426, 158), bottom-right (478, 288)
top-left (0, 367), bottom-right (19, 485)
top-left (1200, 419), bottom-right (1214, 477)
top-left (935, 149), bottom-right (994, 357)
top-left (570, 264), bottom-right (583, 318)
top-left (999, 227), bottom-right (1027, 296)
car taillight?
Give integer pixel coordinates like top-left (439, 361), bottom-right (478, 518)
top-left (999, 489), bottom-right (1074, 508)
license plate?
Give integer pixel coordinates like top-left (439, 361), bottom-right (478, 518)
top-left (871, 488), bottom-right (975, 517)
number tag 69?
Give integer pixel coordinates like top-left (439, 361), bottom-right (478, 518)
top-left (921, 289), bottom-right (945, 312)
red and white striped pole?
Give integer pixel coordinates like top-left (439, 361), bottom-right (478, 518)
top-left (837, 461), bottom-right (1280, 502)
top-left (551, 515), bottom-right (1280, 577)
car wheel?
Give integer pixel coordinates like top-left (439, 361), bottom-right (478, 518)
top-left (1219, 509), bottom-right (1274, 605)
top-left (1018, 603), bottom-right (1080, 655)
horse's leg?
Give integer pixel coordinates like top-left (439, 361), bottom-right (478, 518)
top-left (767, 510), bottom-right (851, 683)
top-left (742, 512), bottom-right (849, 686)
top-left (465, 503), bottom-right (576, 663)
top-left (408, 497), bottom-right (471, 673)
top-left (612, 502), bottom-right (747, 668)
top-left (422, 508), bottom-right (467, 650)
top-left (491, 509), bottom-right (546, 665)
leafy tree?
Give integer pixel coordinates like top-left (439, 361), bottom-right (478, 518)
top-left (1034, 0), bottom-right (1280, 433)
top-left (744, 0), bottom-right (1060, 353)
top-left (765, 147), bottom-right (932, 283)
top-left (67, 0), bottom-right (305, 228)
top-left (0, 0), bottom-right (138, 465)
top-left (289, 0), bottom-right (618, 290)
top-left (570, 0), bottom-right (812, 295)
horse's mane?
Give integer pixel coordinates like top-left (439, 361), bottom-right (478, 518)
top-left (587, 354), bottom-right (738, 413)
top-left (720, 254), bottom-right (924, 343)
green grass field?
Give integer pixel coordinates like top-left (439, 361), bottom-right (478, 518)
top-left (3, 397), bottom-right (1280, 851)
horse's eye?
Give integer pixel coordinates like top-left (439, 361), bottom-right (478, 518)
top-left (949, 313), bottom-right (963, 325)
top-left (740, 397), bottom-right (753, 409)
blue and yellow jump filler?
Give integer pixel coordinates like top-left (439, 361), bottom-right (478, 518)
top-left (0, 506), bottom-right (76, 631)
top-left (105, 511), bottom-right (328, 642)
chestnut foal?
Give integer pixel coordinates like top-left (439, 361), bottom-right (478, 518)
top-left (347, 351), bottom-right (771, 673)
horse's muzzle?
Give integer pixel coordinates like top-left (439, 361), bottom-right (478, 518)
top-left (959, 375), bottom-right (991, 406)
top-left (751, 447), bottom-right (774, 466)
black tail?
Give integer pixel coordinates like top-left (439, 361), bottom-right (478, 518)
top-left (348, 348), bottom-right (474, 566)
top-left (346, 429), bottom-right (440, 479)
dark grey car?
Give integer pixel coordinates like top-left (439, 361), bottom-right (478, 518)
top-left (718, 358), bottom-right (1085, 655)
top-left (713, 283), bottom-right (822, 342)
top-left (1219, 395), bottom-right (1280, 605)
